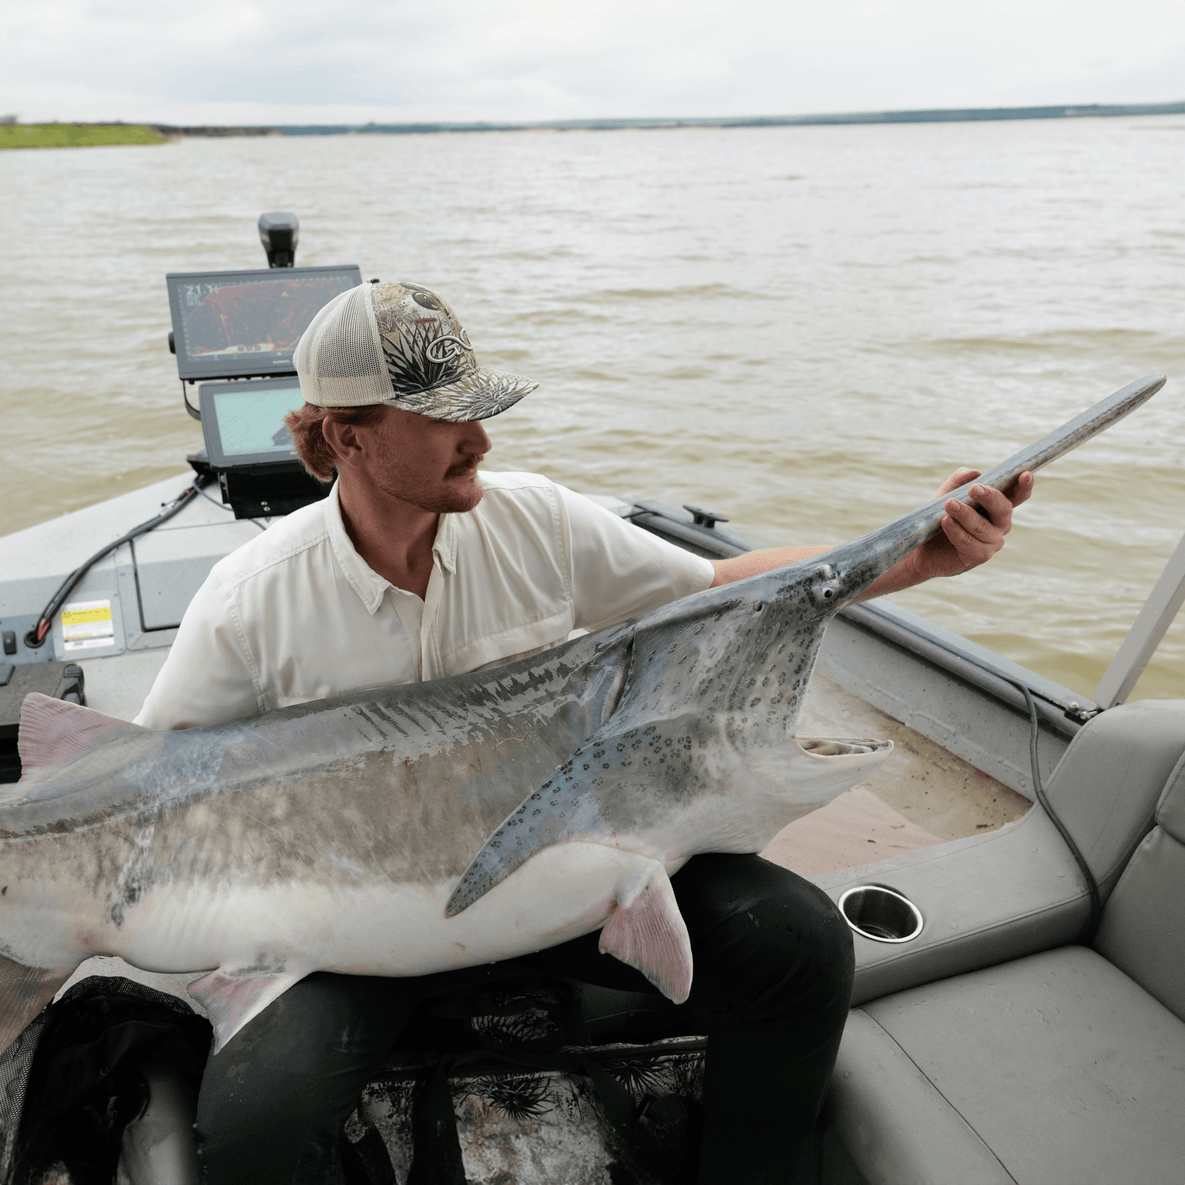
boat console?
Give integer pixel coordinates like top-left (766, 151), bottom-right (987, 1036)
top-left (165, 213), bottom-right (361, 518)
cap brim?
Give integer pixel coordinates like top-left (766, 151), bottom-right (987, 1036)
top-left (380, 369), bottom-right (537, 422)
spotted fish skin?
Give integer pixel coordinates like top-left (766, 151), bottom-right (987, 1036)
top-left (446, 374), bottom-right (1168, 913)
top-left (445, 551), bottom-right (885, 915)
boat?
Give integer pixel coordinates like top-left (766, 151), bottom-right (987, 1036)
top-left (1, 215), bottom-right (1182, 1184)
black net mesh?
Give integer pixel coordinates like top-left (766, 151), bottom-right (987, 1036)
top-left (0, 1013), bottom-right (47, 1182)
top-left (0, 976), bottom-right (210, 1185)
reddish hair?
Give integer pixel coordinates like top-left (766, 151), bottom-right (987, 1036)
top-left (284, 403), bottom-right (386, 482)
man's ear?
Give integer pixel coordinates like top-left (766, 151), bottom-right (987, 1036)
top-left (321, 418), bottom-right (363, 469)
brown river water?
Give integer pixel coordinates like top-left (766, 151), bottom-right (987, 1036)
top-left (2, 117), bottom-right (1184, 700)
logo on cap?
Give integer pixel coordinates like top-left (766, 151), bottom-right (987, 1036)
top-left (369, 283), bottom-right (476, 396)
top-left (425, 330), bottom-right (473, 364)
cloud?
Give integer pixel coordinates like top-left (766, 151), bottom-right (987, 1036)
top-left (1, 0), bottom-right (1182, 124)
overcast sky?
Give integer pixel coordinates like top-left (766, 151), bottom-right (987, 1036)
top-left (2, 0), bottom-right (1183, 126)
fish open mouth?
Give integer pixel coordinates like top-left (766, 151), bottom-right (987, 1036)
top-left (796, 737), bottom-right (892, 757)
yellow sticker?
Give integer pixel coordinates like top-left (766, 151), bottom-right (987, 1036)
top-left (61, 607), bottom-right (113, 626)
top-left (61, 599), bottom-right (116, 649)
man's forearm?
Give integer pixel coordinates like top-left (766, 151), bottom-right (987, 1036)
top-left (709, 544), bottom-right (921, 600)
top-left (708, 472), bottom-right (1030, 597)
top-left (709, 546), bottom-right (832, 588)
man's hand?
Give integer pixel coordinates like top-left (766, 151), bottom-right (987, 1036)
top-left (859, 468), bottom-right (1034, 599)
top-left (709, 468), bottom-right (1034, 596)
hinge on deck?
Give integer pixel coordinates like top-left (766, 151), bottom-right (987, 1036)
top-left (1064, 701), bottom-right (1103, 725)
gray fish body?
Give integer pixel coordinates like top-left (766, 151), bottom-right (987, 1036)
top-left (0, 631), bottom-right (633, 955)
top-left (0, 375), bottom-right (1165, 1051)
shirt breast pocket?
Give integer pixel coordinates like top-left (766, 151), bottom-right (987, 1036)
top-left (442, 608), bottom-right (575, 676)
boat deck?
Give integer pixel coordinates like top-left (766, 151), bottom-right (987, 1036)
top-left (765, 669), bottom-right (1030, 876)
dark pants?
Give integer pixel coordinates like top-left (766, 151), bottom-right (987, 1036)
top-left (195, 854), bottom-right (854, 1185)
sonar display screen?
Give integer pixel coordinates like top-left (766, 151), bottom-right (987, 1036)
top-left (166, 265), bottom-right (361, 380)
top-left (199, 379), bottom-right (308, 468)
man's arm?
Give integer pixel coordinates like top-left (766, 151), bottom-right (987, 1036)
top-left (709, 469), bottom-right (1034, 598)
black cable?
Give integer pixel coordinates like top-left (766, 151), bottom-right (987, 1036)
top-left (842, 600), bottom-right (1104, 940)
top-left (845, 607), bottom-right (1105, 941)
top-left (25, 479), bottom-right (209, 648)
top-left (1013, 680), bottom-right (1103, 943)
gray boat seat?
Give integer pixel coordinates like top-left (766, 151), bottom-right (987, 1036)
top-left (816, 699), bottom-right (1185, 1185)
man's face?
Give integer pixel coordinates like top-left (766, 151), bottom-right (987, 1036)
top-left (346, 405), bottom-right (492, 514)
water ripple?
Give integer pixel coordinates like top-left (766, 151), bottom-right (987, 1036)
top-left (2, 118), bottom-right (1183, 698)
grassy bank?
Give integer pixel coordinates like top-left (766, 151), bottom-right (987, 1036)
top-left (0, 124), bottom-right (169, 150)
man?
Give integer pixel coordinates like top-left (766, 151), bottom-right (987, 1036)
top-left (138, 279), bottom-right (1031, 1183)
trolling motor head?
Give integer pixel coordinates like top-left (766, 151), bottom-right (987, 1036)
top-left (258, 212), bottom-right (300, 268)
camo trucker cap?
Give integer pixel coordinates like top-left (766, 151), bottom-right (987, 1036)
top-left (293, 280), bottom-right (537, 419)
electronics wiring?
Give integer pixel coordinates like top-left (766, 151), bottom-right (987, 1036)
top-left (25, 478), bottom-right (210, 648)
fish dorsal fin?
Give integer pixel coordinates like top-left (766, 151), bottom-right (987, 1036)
top-left (16, 693), bottom-right (147, 786)
top-left (598, 860), bottom-right (693, 1004)
top-left (188, 966), bottom-right (309, 1054)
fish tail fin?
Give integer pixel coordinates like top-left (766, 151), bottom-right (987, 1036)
top-left (0, 952), bottom-right (76, 1055)
top-left (10, 693), bottom-right (148, 799)
top-left (599, 860), bottom-right (693, 1004)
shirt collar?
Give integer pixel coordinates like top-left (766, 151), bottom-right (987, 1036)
top-left (324, 482), bottom-right (457, 613)
top-left (325, 483), bottom-right (389, 615)
top-left (432, 511), bottom-right (458, 575)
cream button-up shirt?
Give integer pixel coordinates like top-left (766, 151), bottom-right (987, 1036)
top-left (136, 471), bottom-right (715, 730)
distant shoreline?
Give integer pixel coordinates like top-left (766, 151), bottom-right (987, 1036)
top-left (0, 123), bottom-right (169, 149)
top-left (4, 100), bottom-right (1183, 147)
top-left (149, 99), bottom-right (1185, 137)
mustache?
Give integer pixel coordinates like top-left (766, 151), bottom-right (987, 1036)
top-left (447, 454), bottom-right (485, 476)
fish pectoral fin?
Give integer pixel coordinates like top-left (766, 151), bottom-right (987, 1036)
top-left (187, 966), bottom-right (308, 1054)
top-left (598, 860), bottom-right (693, 1005)
top-left (0, 953), bottom-right (76, 1056)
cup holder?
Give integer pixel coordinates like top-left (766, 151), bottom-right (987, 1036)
top-left (838, 885), bottom-right (924, 944)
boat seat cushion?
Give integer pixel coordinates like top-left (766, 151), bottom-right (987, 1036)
top-left (1041, 699), bottom-right (1185, 894)
top-left (815, 701), bottom-right (1185, 1007)
top-left (1093, 748), bottom-right (1185, 1021)
top-left (826, 946), bottom-right (1185, 1185)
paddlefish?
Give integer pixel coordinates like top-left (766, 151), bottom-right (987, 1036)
top-left (0, 375), bottom-right (1165, 1055)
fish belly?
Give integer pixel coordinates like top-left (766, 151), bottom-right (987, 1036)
top-left (101, 841), bottom-right (683, 981)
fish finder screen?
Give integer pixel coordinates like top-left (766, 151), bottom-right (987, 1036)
top-left (213, 385), bottom-right (305, 459)
top-left (167, 265), bottom-right (361, 379)
top-left (200, 379), bottom-right (308, 469)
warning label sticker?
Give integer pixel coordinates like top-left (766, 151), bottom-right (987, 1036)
top-left (61, 599), bottom-right (115, 651)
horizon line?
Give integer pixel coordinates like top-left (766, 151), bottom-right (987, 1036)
top-left (11, 98), bottom-right (1185, 135)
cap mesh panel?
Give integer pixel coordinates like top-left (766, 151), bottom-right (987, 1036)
top-left (295, 286), bottom-right (392, 407)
